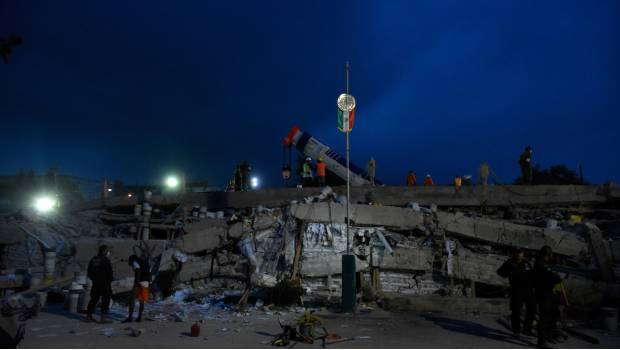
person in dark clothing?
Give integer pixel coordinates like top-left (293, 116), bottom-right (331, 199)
top-left (497, 248), bottom-right (535, 339)
top-left (86, 245), bottom-right (113, 323)
top-left (122, 249), bottom-right (151, 323)
top-left (519, 146), bottom-right (534, 185)
top-left (234, 165), bottom-right (242, 192)
top-left (240, 161), bottom-right (252, 191)
top-left (532, 245), bottom-right (562, 348)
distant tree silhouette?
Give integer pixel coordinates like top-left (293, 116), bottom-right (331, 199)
top-left (514, 164), bottom-right (586, 185)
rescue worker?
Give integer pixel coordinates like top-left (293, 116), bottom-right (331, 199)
top-left (302, 157), bottom-right (313, 187)
top-left (86, 245), bottom-right (113, 323)
top-left (519, 146), bottom-right (534, 185)
top-left (497, 248), bottom-right (535, 339)
top-left (532, 245), bottom-right (562, 348)
top-left (240, 161), bottom-right (252, 191)
top-left (234, 165), bottom-right (242, 191)
top-left (454, 175), bottom-right (462, 188)
top-left (423, 174), bottom-right (434, 186)
top-left (123, 248), bottom-right (151, 323)
top-left (406, 171), bottom-right (417, 186)
top-left (479, 162), bottom-right (490, 186)
top-left (366, 157), bottom-right (376, 186)
top-left (316, 157), bottom-right (327, 187)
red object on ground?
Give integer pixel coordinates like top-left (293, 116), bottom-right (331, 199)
top-left (191, 322), bottom-right (200, 337)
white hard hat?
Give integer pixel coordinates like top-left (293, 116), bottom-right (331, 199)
top-left (306, 157), bottom-right (311, 161)
top-left (426, 174), bottom-right (431, 177)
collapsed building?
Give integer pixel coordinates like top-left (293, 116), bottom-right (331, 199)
top-left (1, 183), bottom-right (619, 319)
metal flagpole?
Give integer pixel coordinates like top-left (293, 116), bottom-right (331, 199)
top-left (345, 61), bottom-right (350, 254)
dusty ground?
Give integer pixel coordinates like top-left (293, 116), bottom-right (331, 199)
top-left (18, 303), bottom-right (620, 349)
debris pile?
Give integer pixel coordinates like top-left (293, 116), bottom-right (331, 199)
top-left (1, 184), bottom-right (619, 317)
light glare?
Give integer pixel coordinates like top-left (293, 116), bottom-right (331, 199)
top-left (166, 176), bottom-right (179, 188)
top-left (34, 196), bottom-right (56, 213)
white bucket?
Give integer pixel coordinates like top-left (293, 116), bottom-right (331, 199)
top-left (207, 211), bottom-right (216, 219)
top-left (69, 293), bottom-right (80, 313)
top-left (216, 211), bottom-right (224, 219)
top-left (80, 282), bottom-right (91, 312)
top-left (546, 219), bottom-right (559, 230)
top-left (44, 252), bottom-right (56, 281)
top-left (198, 213), bottom-right (206, 219)
top-left (134, 204), bottom-right (142, 217)
top-left (200, 206), bottom-right (207, 213)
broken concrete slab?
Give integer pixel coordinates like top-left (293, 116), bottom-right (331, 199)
top-left (436, 212), bottom-right (587, 257)
top-left (80, 185), bottom-right (613, 211)
top-left (453, 243), bottom-right (508, 287)
top-left (173, 227), bottom-right (226, 254)
top-left (372, 246), bottom-right (434, 272)
top-left (290, 203), bottom-right (425, 228)
top-left (582, 223), bottom-right (615, 281)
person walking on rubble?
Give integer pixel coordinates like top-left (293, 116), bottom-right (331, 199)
top-left (240, 161), bottom-right (252, 191)
top-left (406, 171), bottom-right (417, 186)
top-left (366, 157), bottom-right (376, 186)
top-left (122, 248), bottom-right (151, 323)
top-left (519, 146), bottom-right (534, 185)
top-left (316, 157), bottom-right (327, 187)
top-left (497, 248), bottom-right (535, 340)
top-left (301, 157), bottom-right (314, 187)
top-left (86, 245), bottom-right (113, 323)
top-left (423, 174), bottom-right (434, 186)
top-left (532, 245), bottom-right (562, 348)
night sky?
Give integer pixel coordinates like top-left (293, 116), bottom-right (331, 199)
top-left (2, 0), bottom-right (619, 188)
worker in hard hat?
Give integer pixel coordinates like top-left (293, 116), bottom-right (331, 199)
top-left (316, 157), bottom-right (327, 187)
top-left (423, 174), bottom-right (434, 186)
top-left (302, 157), bottom-right (314, 187)
top-left (406, 171), bottom-right (417, 186)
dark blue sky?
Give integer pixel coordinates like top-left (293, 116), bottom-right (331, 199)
top-left (2, 0), bottom-right (619, 187)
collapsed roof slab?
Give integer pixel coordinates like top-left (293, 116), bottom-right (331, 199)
top-left (289, 202), bottom-right (425, 228)
top-left (437, 212), bottom-right (588, 257)
top-left (76, 185), bottom-right (613, 211)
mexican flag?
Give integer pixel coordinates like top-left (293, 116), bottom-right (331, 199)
top-left (337, 108), bottom-right (355, 132)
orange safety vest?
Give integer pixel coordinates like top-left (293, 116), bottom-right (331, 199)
top-left (316, 162), bottom-right (326, 177)
top-left (406, 174), bottom-right (416, 186)
top-left (424, 177), bottom-right (434, 186)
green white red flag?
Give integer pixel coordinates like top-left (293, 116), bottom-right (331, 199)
top-left (337, 108), bottom-right (355, 132)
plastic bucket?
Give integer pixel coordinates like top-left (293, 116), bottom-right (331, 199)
top-left (602, 307), bottom-right (618, 332)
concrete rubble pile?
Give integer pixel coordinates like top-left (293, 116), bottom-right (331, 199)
top-left (1, 184), bottom-right (619, 315)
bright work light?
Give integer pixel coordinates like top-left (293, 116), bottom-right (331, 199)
top-left (251, 177), bottom-right (259, 189)
top-left (165, 176), bottom-right (179, 188)
top-left (33, 196), bottom-right (56, 213)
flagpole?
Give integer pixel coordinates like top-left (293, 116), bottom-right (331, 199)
top-left (345, 61), bottom-right (350, 255)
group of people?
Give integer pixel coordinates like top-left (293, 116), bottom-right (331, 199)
top-left (497, 246), bottom-right (564, 348)
top-left (406, 172), bottom-right (437, 186)
top-left (85, 244), bottom-right (182, 324)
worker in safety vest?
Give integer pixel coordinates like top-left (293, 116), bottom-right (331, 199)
top-left (302, 157), bottom-right (314, 187)
top-left (406, 171), bottom-right (416, 186)
top-left (423, 174), bottom-right (434, 186)
top-left (316, 157), bottom-right (326, 187)
top-left (454, 175), bottom-right (462, 188)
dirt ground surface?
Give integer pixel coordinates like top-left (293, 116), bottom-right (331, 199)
top-left (18, 304), bottom-right (620, 349)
